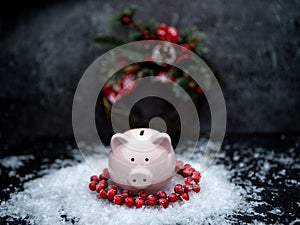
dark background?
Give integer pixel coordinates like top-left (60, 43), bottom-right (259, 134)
top-left (1, 0), bottom-right (300, 150)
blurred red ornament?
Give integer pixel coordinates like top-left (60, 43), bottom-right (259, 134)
top-left (121, 15), bottom-right (132, 25)
top-left (157, 23), bottom-right (179, 43)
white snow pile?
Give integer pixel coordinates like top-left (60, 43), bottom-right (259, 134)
top-left (0, 152), bottom-right (248, 225)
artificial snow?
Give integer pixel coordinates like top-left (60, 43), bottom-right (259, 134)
top-left (0, 152), bottom-right (246, 225)
top-left (2, 138), bottom-right (298, 224)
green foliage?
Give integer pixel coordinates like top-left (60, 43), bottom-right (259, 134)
top-left (94, 36), bottom-right (126, 49)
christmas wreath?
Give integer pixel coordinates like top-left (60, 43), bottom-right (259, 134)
top-left (95, 5), bottom-right (213, 104)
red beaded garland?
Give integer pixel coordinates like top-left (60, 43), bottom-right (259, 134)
top-left (88, 160), bottom-right (201, 209)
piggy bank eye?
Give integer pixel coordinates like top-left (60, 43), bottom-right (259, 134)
top-left (130, 157), bottom-right (135, 162)
top-left (145, 158), bottom-right (149, 162)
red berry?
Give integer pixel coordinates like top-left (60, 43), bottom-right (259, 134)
top-left (196, 87), bottom-right (203, 94)
top-left (174, 184), bottom-right (184, 194)
top-left (183, 183), bottom-right (193, 192)
top-left (180, 192), bottom-right (190, 201)
top-left (99, 189), bottom-right (107, 199)
top-left (90, 175), bottom-right (99, 183)
top-left (156, 23), bottom-right (179, 43)
top-left (157, 191), bottom-right (167, 199)
top-left (96, 184), bottom-right (104, 193)
top-left (122, 190), bottom-right (131, 198)
top-left (135, 197), bottom-right (145, 208)
top-left (99, 173), bottom-right (108, 181)
top-left (193, 184), bottom-right (201, 193)
top-left (125, 196), bottom-right (135, 207)
top-left (143, 30), bottom-right (150, 40)
top-left (185, 177), bottom-right (195, 184)
top-left (159, 198), bottom-right (169, 208)
top-left (182, 168), bottom-right (193, 177)
top-left (168, 193), bottom-right (178, 202)
top-left (192, 174), bottom-right (200, 183)
top-left (89, 181), bottom-right (97, 191)
top-left (122, 15), bottom-right (132, 25)
top-left (189, 43), bottom-right (196, 51)
top-left (113, 195), bottom-right (123, 205)
top-left (147, 195), bottom-right (157, 206)
top-left (139, 191), bottom-right (148, 200)
top-left (107, 189), bottom-right (117, 201)
top-left (99, 180), bottom-right (108, 189)
top-left (181, 43), bottom-right (191, 50)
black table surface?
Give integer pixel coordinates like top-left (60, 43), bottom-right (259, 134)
top-left (0, 134), bottom-right (299, 224)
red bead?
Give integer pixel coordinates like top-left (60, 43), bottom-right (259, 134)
top-left (183, 183), bottom-right (193, 192)
top-left (135, 197), bottom-right (145, 208)
top-left (193, 171), bottom-right (201, 177)
top-left (185, 177), bottom-right (195, 184)
top-left (168, 193), bottom-right (178, 202)
top-left (138, 191), bottom-right (148, 200)
top-left (184, 164), bottom-right (191, 169)
top-left (107, 189), bottom-right (117, 201)
top-left (109, 185), bottom-right (117, 191)
top-left (189, 167), bottom-right (196, 173)
top-left (174, 184), bottom-right (184, 194)
top-left (96, 184), bottom-right (104, 193)
top-left (122, 190), bottom-right (131, 198)
top-left (89, 181), bottom-right (97, 191)
top-left (147, 195), bottom-right (157, 206)
top-left (157, 191), bottom-right (167, 199)
top-left (90, 175), bottom-right (99, 183)
top-left (193, 184), bottom-right (201, 193)
top-left (99, 189), bottom-right (107, 199)
top-left (99, 180), bottom-right (108, 189)
top-left (103, 168), bottom-right (109, 176)
top-left (113, 195), bottom-right (123, 205)
top-left (182, 168), bottom-right (193, 177)
top-left (122, 16), bottom-right (132, 25)
top-left (192, 174), bottom-right (200, 183)
top-left (175, 160), bottom-right (184, 173)
top-left (159, 198), bottom-right (169, 208)
top-left (99, 173), bottom-right (108, 181)
top-left (180, 193), bottom-right (190, 201)
top-left (125, 196), bottom-right (135, 207)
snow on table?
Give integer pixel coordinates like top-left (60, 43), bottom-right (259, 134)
top-left (1, 137), bottom-right (299, 224)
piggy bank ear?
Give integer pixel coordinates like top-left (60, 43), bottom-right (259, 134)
top-left (111, 133), bottom-right (128, 151)
top-left (151, 133), bottom-right (172, 153)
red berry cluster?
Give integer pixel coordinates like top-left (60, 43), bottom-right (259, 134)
top-left (88, 160), bottom-right (201, 209)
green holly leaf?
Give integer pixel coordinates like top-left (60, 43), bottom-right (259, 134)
top-left (94, 36), bottom-right (126, 48)
top-left (176, 77), bottom-right (189, 88)
top-left (129, 30), bottom-right (143, 41)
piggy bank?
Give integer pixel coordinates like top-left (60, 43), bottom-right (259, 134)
top-left (108, 128), bottom-right (176, 194)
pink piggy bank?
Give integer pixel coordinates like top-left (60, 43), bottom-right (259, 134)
top-left (108, 128), bottom-right (176, 194)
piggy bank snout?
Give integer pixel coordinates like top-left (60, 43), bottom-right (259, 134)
top-left (128, 168), bottom-right (153, 189)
